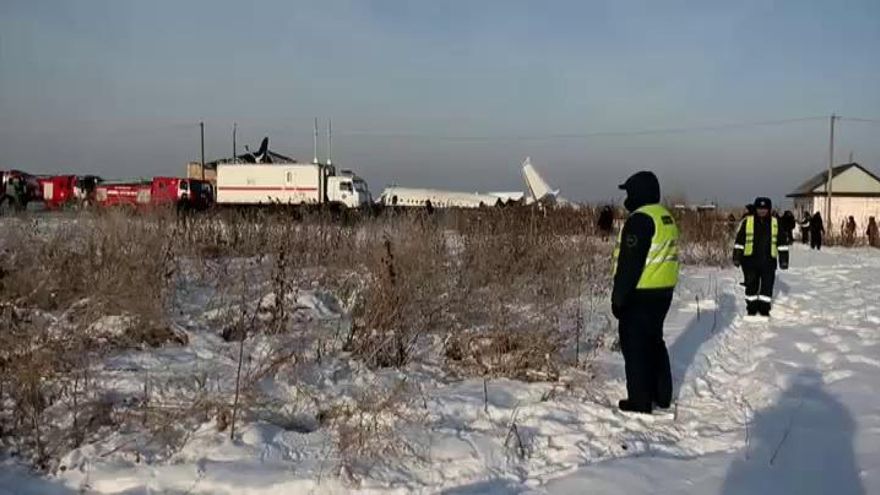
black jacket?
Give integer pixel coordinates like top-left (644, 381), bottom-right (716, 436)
top-left (780, 212), bottom-right (797, 243)
top-left (810, 213), bottom-right (825, 236)
top-left (733, 215), bottom-right (790, 269)
top-left (612, 172), bottom-right (669, 318)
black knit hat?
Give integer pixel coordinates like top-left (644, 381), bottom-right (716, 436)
top-left (754, 197), bottom-right (772, 209)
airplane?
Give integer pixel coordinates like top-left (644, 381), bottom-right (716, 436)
top-left (520, 156), bottom-right (564, 206)
top-left (377, 157), bottom-right (568, 209)
top-left (238, 137), bottom-right (297, 164)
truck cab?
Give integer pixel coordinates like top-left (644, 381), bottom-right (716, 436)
top-left (184, 178), bottom-right (214, 210)
top-left (151, 177), bottom-right (214, 210)
top-left (326, 172), bottom-right (371, 208)
top-left (1, 170), bottom-right (41, 212)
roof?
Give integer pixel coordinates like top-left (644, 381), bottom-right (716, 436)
top-left (787, 162), bottom-right (880, 198)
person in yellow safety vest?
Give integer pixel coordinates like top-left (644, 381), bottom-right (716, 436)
top-left (733, 197), bottom-right (790, 317)
top-left (612, 171), bottom-right (679, 415)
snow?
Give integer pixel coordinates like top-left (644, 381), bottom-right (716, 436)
top-left (539, 245), bottom-right (880, 495)
top-left (2, 245), bottom-right (880, 494)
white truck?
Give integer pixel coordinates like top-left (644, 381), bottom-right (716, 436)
top-left (215, 163), bottom-right (371, 209)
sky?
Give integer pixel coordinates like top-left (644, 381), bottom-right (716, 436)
top-left (1, 0), bottom-right (879, 205)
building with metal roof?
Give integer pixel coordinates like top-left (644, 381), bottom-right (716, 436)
top-left (787, 162), bottom-right (880, 235)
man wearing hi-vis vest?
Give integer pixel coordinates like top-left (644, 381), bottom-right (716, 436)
top-left (733, 197), bottom-right (790, 317)
top-left (612, 171), bottom-right (679, 415)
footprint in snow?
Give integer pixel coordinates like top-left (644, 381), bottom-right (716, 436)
top-left (821, 334), bottom-right (843, 345)
top-left (809, 327), bottom-right (828, 337)
top-left (817, 352), bottom-right (837, 367)
top-left (824, 369), bottom-right (854, 384)
top-left (794, 342), bottom-right (816, 354)
top-left (846, 355), bottom-right (880, 368)
top-left (752, 346), bottom-right (773, 359)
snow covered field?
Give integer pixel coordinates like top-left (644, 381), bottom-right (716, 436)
top-left (2, 244), bottom-right (879, 494)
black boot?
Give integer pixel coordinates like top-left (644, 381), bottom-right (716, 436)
top-left (619, 399), bottom-right (652, 414)
top-left (746, 300), bottom-right (759, 316)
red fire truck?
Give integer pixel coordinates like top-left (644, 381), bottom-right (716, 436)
top-left (1, 169), bottom-right (42, 212)
top-left (95, 177), bottom-right (213, 211)
top-left (33, 175), bottom-right (103, 210)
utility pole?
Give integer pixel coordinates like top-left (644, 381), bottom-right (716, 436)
top-left (233, 122), bottom-right (237, 164)
top-left (825, 114), bottom-right (837, 232)
top-left (200, 121), bottom-right (206, 180)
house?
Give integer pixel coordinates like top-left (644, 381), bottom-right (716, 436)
top-left (787, 162), bottom-right (880, 234)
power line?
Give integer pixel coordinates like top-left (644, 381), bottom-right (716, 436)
top-left (333, 116), bottom-right (828, 142)
top-left (840, 117), bottom-right (880, 124)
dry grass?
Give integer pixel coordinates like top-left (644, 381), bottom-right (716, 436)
top-left (0, 204), bottom-right (731, 472)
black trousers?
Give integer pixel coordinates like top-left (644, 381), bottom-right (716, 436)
top-left (744, 263), bottom-right (776, 315)
top-left (618, 290), bottom-right (674, 411)
top-left (811, 232), bottom-right (823, 250)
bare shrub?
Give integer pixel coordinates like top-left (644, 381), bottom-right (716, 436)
top-left (348, 214), bottom-right (449, 368)
top-left (0, 200), bottom-right (737, 476)
top-left (322, 377), bottom-right (425, 480)
top-left (673, 209), bottom-right (734, 266)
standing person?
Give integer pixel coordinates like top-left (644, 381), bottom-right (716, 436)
top-left (736, 207), bottom-right (754, 288)
top-left (799, 212), bottom-right (812, 245)
top-left (597, 205), bottom-right (615, 237)
top-left (6, 176), bottom-right (23, 211)
top-left (867, 217), bottom-right (879, 248)
top-left (780, 210), bottom-right (797, 246)
top-left (810, 212), bottom-right (825, 250)
top-left (844, 216), bottom-right (857, 246)
top-left (732, 197), bottom-right (790, 317)
top-left (612, 171), bottom-right (679, 414)
top-left (726, 213), bottom-right (738, 229)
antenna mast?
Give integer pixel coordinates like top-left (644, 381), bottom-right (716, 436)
top-left (313, 118), bottom-right (319, 164)
top-left (327, 119), bottom-right (333, 166)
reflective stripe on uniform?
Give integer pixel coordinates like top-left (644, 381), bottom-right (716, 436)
top-left (645, 256), bottom-right (678, 264)
top-left (733, 244), bottom-right (745, 250)
top-left (778, 246), bottom-right (789, 252)
top-left (745, 295), bottom-right (759, 302)
top-left (758, 295), bottom-right (772, 302)
top-left (743, 216), bottom-right (778, 259)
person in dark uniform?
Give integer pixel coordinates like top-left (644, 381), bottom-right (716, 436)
top-left (780, 210), bottom-right (797, 246)
top-left (867, 216), bottom-right (879, 248)
top-left (844, 216), bottom-right (857, 246)
top-left (810, 212), bottom-right (825, 250)
top-left (597, 205), bottom-right (615, 237)
top-left (612, 171), bottom-right (679, 414)
top-left (799, 212), bottom-right (811, 245)
top-left (735, 207), bottom-right (754, 288)
top-left (733, 197), bottom-right (790, 317)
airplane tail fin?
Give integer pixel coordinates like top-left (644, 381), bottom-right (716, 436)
top-left (256, 137), bottom-right (269, 160)
top-left (521, 157), bottom-right (558, 202)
